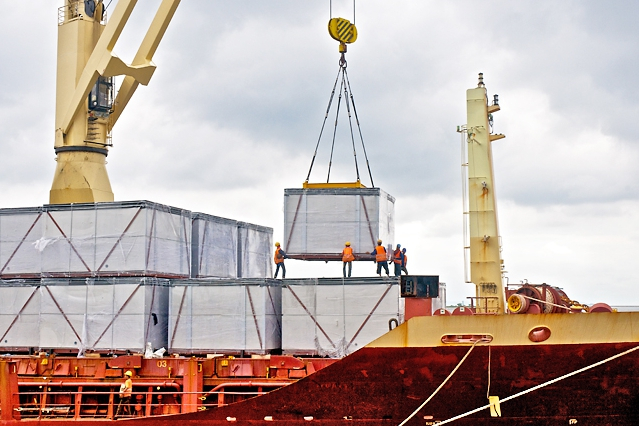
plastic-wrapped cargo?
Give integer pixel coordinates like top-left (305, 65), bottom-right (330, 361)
top-left (191, 213), bottom-right (238, 278)
top-left (283, 188), bottom-right (395, 260)
top-left (190, 215), bottom-right (272, 278)
top-left (237, 222), bottom-right (272, 278)
top-left (0, 277), bottom-right (169, 353)
top-left (169, 279), bottom-right (281, 354)
top-left (0, 207), bottom-right (44, 277)
top-left (281, 277), bottom-right (401, 357)
top-left (0, 201), bottom-right (192, 279)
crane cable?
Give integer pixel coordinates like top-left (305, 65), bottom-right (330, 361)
top-left (326, 67), bottom-right (346, 183)
top-left (305, 68), bottom-right (342, 183)
top-left (399, 344), bottom-right (639, 426)
top-left (344, 67), bottom-right (374, 187)
top-left (330, 0), bottom-right (356, 24)
top-left (305, 44), bottom-right (374, 186)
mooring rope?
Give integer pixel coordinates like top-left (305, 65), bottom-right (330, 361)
top-left (397, 340), bottom-right (484, 426)
top-left (433, 344), bottom-right (639, 425)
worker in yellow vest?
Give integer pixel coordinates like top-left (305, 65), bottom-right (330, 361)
top-left (274, 242), bottom-right (288, 279)
top-left (116, 370), bottom-right (133, 417)
top-left (401, 248), bottom-right (408, 275)
top-left (391, 244), bottom-right (403, 276)
top-left (341, 241), bottom-right (355, 277)
top-left (370, 239), bottom-right (389, 276)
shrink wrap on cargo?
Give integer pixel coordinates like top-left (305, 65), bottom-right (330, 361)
top-left (0, 202), bottom-right (273, 280)
top-left (281, 277), bottom-right (402, 357)
top-left (168, 279), bottom-right (281, 354)
top-left (283, 188), bottom-right (395, 260)
top-left (0, 277), bottom-right (169, 353)
top-left (237, 222), bottom-right (272, 278)
top-left (0, 201), bottom-right (191, 278)
top-left (191, 214), bottom-right (238, 278)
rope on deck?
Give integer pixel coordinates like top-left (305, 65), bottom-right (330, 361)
top-left (398, 340), bottom-right (484, 426)
top-left (433, 344), bottom-right (639, 425)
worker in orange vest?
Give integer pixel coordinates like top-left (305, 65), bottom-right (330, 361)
top-left (391, 244), bottom-right (403, 276)
top-left (274, 242), bottom-right (288, 279)
top-left (341, 241), bottom-right (355, 277)
top-left (401, 248), bottom-right (408, 275)
top-left (370, 239), bottom-right (389, 276)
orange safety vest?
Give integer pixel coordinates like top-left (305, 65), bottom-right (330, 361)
top-left (274, 247), bottom-right (284, 264)
top-left (374, 245), bottom-right (387, 262)
top-left (403, 254), bottom-right (408, 267)
top-left (392, 249), bottom-right (402, 264)
top-left (342, 247), bottom-right (355, 262)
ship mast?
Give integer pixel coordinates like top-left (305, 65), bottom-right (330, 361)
top-left (464, 73), bottom-right (506, 314)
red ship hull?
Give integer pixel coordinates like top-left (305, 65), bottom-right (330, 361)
top-left (147, 343), bottom-right (639, 425)
top-left (4, 342), bottom-right (631, 425)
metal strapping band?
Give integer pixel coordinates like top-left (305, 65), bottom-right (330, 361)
top-left (285, 284), bottom-right (336, 348)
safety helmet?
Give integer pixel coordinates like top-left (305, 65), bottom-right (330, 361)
top-left (275, 242), bottom-right (280, 247)
top-left (125, 371), bottom-right (132, 377)
top-left (345, 242), bottom-right (351, 246)
top-left (377, 239), bottom-right (382, 244)
top-left (397, 244), bottom-right (401, 248)
top-left (402, 248), bottom-right (406, 252)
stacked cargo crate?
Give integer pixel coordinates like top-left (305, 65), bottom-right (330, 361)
top-left (0, 201), bottom-right (273, 354)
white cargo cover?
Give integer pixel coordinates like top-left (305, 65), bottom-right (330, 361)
top-left (169, 279), bottom-right (281, 354)
top-left (0, 201), bottom-right (191, 278)
top-left (191, 214), bottom-right (272, 279)
top-left (237, 222), bottom-right (272, 278)
top-left (281, 277), bottom-right (401, 357)
top-left (0, 277), bottom-right (169, 353)
top-left (283, 188), bottom-right (395, 260)
top-left (0, 201), bottom-right (273, 280)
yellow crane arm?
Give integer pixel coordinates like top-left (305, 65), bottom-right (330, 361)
top-left (57, 0), bottom-right (138, 137)
top-left (111, 0), bottom-right (181, 126)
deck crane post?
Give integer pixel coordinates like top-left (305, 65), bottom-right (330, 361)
top-left (50, 0), bottom-right (180, 204)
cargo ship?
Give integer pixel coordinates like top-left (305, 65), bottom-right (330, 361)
top-left (1, 1), bottom-right (638, 425)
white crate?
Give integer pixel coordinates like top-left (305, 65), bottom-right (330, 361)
top-left (281, 277), bottom-right (401, 357)
top-left (169, 279), bottom-right (281, 354)
top-left (283, 188), bottom-right (395, 260)
top-left (191, 214), bottom-right (272, 279)
top-left (0, 201), bottom-right (191, 278)
top-left (0, 278), bottom-right (169, 352)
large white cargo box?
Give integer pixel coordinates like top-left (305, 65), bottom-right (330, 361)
top-left (281, 277), bottom-right (401, 357)
top-left (237, 222), bottom-right (272, 278)
top-left (190, 214), bottom-right (272, 279)
top-left (169, 279), bottom-right (282, 354)
top-left (0, 277), bottom-right (169, 353)
top-left (191, 214), bottom-right (239, 278)
top-left (283, 188), bottom-right (395, 260)
top-left (0, 201), bottom-right (191, 279)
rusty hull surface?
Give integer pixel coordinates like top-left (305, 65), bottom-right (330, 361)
top-left (2, 342), bottom-right (634, 425)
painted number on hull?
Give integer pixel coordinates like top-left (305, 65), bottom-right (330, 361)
top-left (157, 360), bottom-right (167, 368)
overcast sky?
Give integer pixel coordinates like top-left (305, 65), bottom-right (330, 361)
top-left (1, 1), bottom-right (638, 307)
